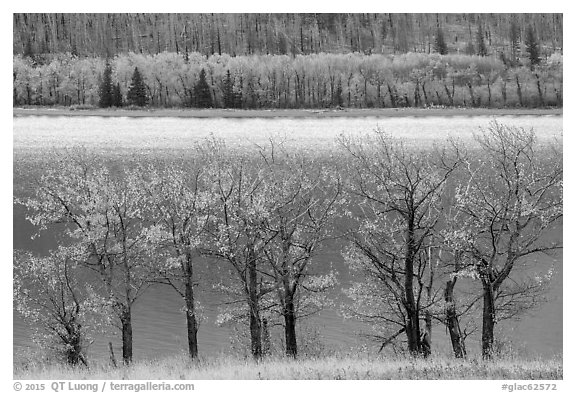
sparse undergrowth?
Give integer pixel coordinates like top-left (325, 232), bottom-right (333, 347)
top-left (14, 354), bottom-right (562, 380)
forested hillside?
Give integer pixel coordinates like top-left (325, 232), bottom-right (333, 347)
top-left (13, 13), bottom-right (563, 110)
top-left (13, 13), bottom-right (563, 58)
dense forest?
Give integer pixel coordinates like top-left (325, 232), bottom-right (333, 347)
top-left (13, 14), bottom-right (563, 110)
top-left (13, 13), bottom-right (563, 58)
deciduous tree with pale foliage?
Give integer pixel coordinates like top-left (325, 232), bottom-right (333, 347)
top-left (17, 149), bottom-right (152, 365)
top-left (13, 245), bottom-right (107, 366)
top-left (339, 130), bottom-right (461, 357)
top-left (200, 140), bottom-right (273, 359)
top-left (446, 122), bottom-right (562, 359)
top-left (138, 157), bottom-right (215, 360)
top-left (254, 143), bottom-right (343, 358)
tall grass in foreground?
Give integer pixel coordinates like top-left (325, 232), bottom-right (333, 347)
top-left (15, 354), bottom-right (562, 380)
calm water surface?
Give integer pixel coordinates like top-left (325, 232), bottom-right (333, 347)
top-left (13, 115), bottom-right (563, 362)
top-left (13, 114), bottom-right (563, 152)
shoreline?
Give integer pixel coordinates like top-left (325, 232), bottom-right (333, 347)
top-left (13, 107), bottom-right (563, 119)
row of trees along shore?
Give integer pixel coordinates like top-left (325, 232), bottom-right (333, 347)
top-left (13, 50), bottom-right (562, 110)
top-left (15, 123), bottom-right (562, 366)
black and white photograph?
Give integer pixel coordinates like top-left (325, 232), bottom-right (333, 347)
top-left (7, 6), bottom-right (567, 388)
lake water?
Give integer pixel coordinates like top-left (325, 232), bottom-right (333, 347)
top-left (13, 114), bottom-right (563, 362)
top-left (13, 114), bottom-right (563, 154)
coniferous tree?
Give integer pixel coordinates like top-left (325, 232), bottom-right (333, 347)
top-left (194, 68), bottom-right (212, 108)
top-left (476, 24), bottom-right (487, 56)
top-left (126, 67), bottom-right (148, 107)
top-left (525, 25), bottom-right (540, 68)
top-left (112, 83), bottom-right (123, 107)
top-left (222, 70), bottom-right (235, 108)
top-left (98, 63), bottom-right (113, 108)
top-left (434, 28), bottom-right (448, 55)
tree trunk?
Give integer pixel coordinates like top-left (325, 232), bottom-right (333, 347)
top-left (421, 82), bottom-right (429, 106)
top-left (535, 74), bottom-right (544, 107)
top-left (347, 75), bottom-right (353, 107)
top-left (66, 324), bottom-right (85, 366)
top-left (108, 342), bottom-right (118, 368)
top-left (435, 90), bottom-right (442, 106)
top-left (13, 72), bottom-right (18, 106)
top-left (387, 83), bottom-right (397, 107)
top-left (422, 253), bottom-right (434, 358)
top-left (413, 81), bottom-right (421, 107)
top-left (295, 74), bottom-right (300, 107)
top-left (467, 82), bottom-right (475, 107)
top-left (554, 88), bottom-right (562, 106)
top-left (248, 249), bottom-right (262, 359)
top-left (284, 293), bottom-right (298, 358)
top-left (421, 322), bottom-right (431, 357)
top-left (285, 77), bottom-right (290, 108)
top-left (481, 281), bottom-right (496, 360)
top-left (363, 78), bottom-right (368, 107)
top-left (329, 76), bottom-right (335, 106)
top-left (444, 278), bottom-right (466, 358)
top-left (184, 253), bottom-right (199, 359)
top-left (405, 306), bottom-right (420, 355)
top-left (121, 307), bottom-right (133, 364)
top-left (515, 75), bottom-right (523, 106)
top-left (404, 218), bottom-right (420, 355)
top-left (262, 318), bottom-right (271, 355)
top-left (444, 83), bottom-right (454, 106)
top-left (403, 93), bottom-right (411, 108)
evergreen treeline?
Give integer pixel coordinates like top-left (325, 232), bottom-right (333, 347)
top-left (14, 13), bottom-right (563, 58)
top-left (13, 51), bottom-right (563, 109)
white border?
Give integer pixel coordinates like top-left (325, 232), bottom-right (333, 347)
top-left (3, 4), bottom-right (572, 391)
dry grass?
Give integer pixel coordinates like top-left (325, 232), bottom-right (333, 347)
top-left (14, 354), bottom-right (562, 380)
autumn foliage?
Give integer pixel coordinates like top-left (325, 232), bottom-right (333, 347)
top-left (13, 51), bottom-right (562, 109)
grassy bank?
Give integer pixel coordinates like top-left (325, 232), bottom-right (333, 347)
top-left (13, 107), bottom-right (563, 119)
top-left (15, 354), bottom-right (562, 380)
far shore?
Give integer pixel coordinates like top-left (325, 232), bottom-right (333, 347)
top-left (13, 107), bottom-right (562, 119)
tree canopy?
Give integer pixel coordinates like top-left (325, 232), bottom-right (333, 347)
top-left (126, 67), bottom-right (148, 107)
